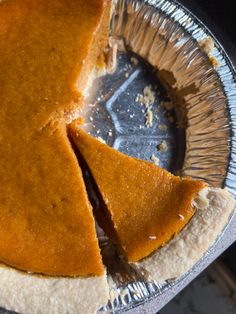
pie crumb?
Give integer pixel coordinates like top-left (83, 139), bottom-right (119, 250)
top-left (199, 36), bottom-right (214, 54)
top-left (97, 137), bottom-right (106, 144)
top-left (130, 56), bottom-right (138, 65)
top-left (178, 214), bottom-right (185, 221)
top-left (136, 85), bottom-right (156, 108)
top-left (149, 235), bottom-right (157, 240)
top-left (145, 108), bottom-right (153, 128)
top-left (132, 289), bottom-right (141, 297)
top-left (150, 154), bottom-right (159, 166)
top-left (198, 37), bottom-right (221, 67)
top-left (158, 140), bottom-right (168, 152)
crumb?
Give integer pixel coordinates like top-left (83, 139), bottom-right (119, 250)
top-left (178, 214), bottom-right (185, 221)
top-left (130, 56), bottom-right (139, 65)
top-left (158, 140), bottom-right (168, 152)
top-left (158, 124), bottom-right (167, 132)
top-left (132, 289), bottom-right (141, 297)
top-left (199, 37), bottom-right (220, 67)
top-left (108, 130), bottom-right (112, 136)
top-left (150, 154), bottom-right (159, 166)
top-left (96, 129), bottom-right (100, 134)
top-left (135, 93), bottom-right (142, 103)
top-left (199, 36), bottom-right (214, 54)
top-left (97, 97), bottom-right (101, 101)
top-left (135, 85), bottom-right (156, 108)
top-left (145, 108), bottom-right (153, 128)
top-left (136, 85), bottom-right (157, 128)
top-left (149, 235), bottom-right (157, 240)
top-left (89, 116), bottom-right (93, 121)
top-left (125, 72), bottom-right (129, 78)
top-left (97, 137), bottom-right (106, 144)
top-left (129, 114), bottom-right (135, 118)
top-left (163, 101), bottom-right (174, 111)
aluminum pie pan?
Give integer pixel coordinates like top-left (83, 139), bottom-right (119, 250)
top-left (1, 1), bottom-right (236, 314)
top-left (86, 0), bottom-right (236, 313)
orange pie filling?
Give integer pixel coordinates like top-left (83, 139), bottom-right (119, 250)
top-left (0, 0), bottom-right (111, 276)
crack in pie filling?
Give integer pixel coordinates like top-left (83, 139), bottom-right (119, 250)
top-left (0, 0), bottom-right (235, 313)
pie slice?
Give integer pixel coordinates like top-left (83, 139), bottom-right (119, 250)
top-left (69, 126), bottom-right (207, 262)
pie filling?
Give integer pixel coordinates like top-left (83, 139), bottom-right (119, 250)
top-left (0, 0), bottom-right (111, 277)
top-left (0, 0), bottom-right (220, 280)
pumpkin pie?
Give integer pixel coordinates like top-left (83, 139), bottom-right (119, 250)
top-left (0, 0), bottom-right (110, 312)
top-left (0, 0), bottom-right (235, 313)
top-left (69, 126), bottom-right (207, 262)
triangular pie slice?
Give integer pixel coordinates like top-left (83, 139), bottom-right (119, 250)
top-left (69, 126), bottom-right (207, 262)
